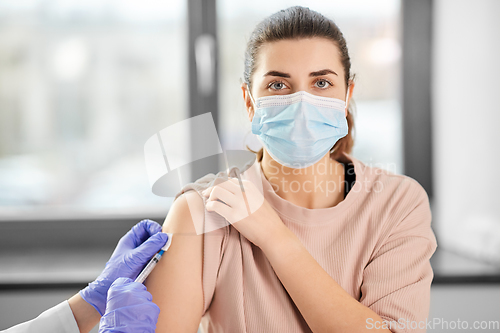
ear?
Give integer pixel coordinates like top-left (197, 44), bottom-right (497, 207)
top-left (241, 83), bottom-right (254, 122)
top-left (345, 80), bottom-right (355, 116)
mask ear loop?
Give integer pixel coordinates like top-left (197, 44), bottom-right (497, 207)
top-left (344, 83), bottom-right (351, 115)
top-left (240, 77), bottom-right (257, 109)
top-left (246, 86), bottom-right (257, 110)
top-left (242, 81), bottom-right (261, 152)
top-left (330, 84), bottom-right (351, 155)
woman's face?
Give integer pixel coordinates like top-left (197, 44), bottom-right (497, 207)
top-left (242, 37), bottom-right (353, 121)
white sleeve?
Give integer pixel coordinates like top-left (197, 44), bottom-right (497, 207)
top-left (1, 300), bottom-right (80, 333)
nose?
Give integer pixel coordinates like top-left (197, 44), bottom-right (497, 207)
top-left (289, 81), bottom-right (311, 95)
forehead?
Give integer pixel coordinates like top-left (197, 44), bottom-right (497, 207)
top-left (255, 37), bottom-right (345, 78)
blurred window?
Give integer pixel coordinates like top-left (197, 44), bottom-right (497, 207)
top-left (217, 0), bottom-right (402, 174)
top-left (0, 0), bottom-right (187, 219)
top-left (0, 0), bottom-right (403, 220)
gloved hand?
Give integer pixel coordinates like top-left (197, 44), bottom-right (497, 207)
top-left (98, 277), bottom-right (160, 333)
top-left (79, 219), bottom-right (168, 315)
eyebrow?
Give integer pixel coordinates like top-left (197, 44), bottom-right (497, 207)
top-left (263, 69), bottom-right (338, 78)
top-left (310, 69), bottom-right (338, 77)
top-left (263, 70), bottom-right (290, 78)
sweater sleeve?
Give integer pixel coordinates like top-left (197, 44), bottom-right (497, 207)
top-left (174, 171), bottom-right (232, 314)
top-left (359, 180), bottom-right (438, 333)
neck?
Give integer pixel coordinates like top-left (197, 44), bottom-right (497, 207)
top-left (260, 150), bottom-right (345, 209)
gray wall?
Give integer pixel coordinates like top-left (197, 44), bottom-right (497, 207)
top-left (0, 289), bottom-right (98, 332)
top-left (2, 285), bottom-right (499, 332)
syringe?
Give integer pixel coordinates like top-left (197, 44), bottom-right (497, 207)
top-left (134, 233), bottom-right (173, 284)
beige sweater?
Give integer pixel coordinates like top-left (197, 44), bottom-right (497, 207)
top-left (174, 153), bottom-right (438, 333)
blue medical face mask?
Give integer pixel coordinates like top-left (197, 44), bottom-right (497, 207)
top-left (249, 90), bottom-right (349, 169)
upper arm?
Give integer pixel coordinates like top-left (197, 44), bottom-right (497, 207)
top-left (145, 190), bottom-right (205, 333)
top-left (359, 182), bottom-right (438, 332)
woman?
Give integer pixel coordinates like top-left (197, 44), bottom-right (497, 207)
top-left (145, 6), bottom-right (437, 333)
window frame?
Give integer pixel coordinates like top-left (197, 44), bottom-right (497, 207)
top-left (4, 0), bottom-right (473, 290)
top-left (0, 0), bottom-right (216, 288)
top-left (401, 0), bottom-right (434, 198)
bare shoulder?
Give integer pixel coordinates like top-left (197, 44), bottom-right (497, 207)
top-left (144, 189), bottom-right (205, 333)
top-left (163, 189), bottom-right (205, 235)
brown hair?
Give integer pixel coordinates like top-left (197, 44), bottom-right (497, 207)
top-left (243, 6), bottom-right (355, 162)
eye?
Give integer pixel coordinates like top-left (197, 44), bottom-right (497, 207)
top-left (314, 79), bottom-right (332, 89)
top-left (268, 80), bottom-right (287, 90)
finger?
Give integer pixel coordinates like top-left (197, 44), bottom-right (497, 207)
top-left (111, 277), bottom-right (133, 287)
top-left (205, 199), bottom-right (233, 220)
top-left (201, 186), bottom-right (213, 198)
top-left (127, 232), bottom-right (169, 268)
top-left (202, 179), bottom-right (238, 198)
top-left (127, 219), bottom-right (162, 247)
top-left (228, 177), bottom-right (240, 184)
top-left (113, 279), bottom-right (148, 294)
top-left (230, 177), bottom-right (253, 195)
top-left (136, 219), bottom-right (162, 240)
top-left (143, 289), bottom-right (154, 302)
top-left (207, 186), bottom-right (237, 207)
top-left (216, 177), bottom-right (242, 195)
top-left (201, 175), bottom-right (228, 196)
top-left (142, 219), bottom-right (162, 237)
top-left (107, 278), bottom-right (149, 302)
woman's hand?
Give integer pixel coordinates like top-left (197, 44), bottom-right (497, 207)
top-left (201, 176), bottom-right (287, 249)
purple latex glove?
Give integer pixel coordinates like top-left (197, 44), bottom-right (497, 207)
top-left (98, 277), bottom-right (160, 333)
top-left (79, 219), bottom-right (168, 315)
